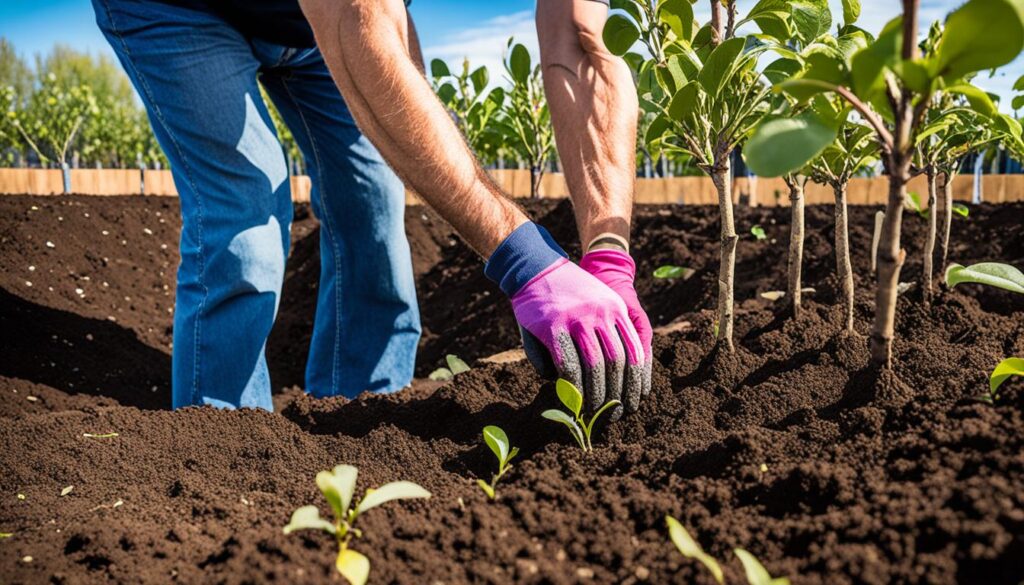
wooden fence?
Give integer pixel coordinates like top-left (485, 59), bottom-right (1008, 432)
top-left (1, 168), bottom-right (1022, 205)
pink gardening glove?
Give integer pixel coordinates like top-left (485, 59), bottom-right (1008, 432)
top-left (486, 223), bottom-right (646, 417)
top-left (580, 249), bottom-right (653, 400)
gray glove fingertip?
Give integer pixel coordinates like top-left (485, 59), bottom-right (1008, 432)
top-left (555, 331), bottom-right (584, 390)
top-left (520, 326), bottom-right (557, 379)
top-left (622, 362), bottom-right (643, 414)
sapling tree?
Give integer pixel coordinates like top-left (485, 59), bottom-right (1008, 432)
top-left (476, 425), bottom-right (518, 500)
top-left (430, 58), bottom-right (505, 165)
top-left (604, 0), bottom-right (799, 351)
top-left (496, 40), bottom-right (555, 198)
top-left (283, 465), bottom-right (430, 585)
top-left (542, 379), bottom-right (619, 452)
top-left (744, 0), bottom-right (1024, 367)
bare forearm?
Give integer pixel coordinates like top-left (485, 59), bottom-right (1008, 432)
top-left (537, 0), bottom-right (638, 250)
top-left (299, 0), bottom-right (525, 256)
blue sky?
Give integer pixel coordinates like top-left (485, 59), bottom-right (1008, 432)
top-left (1, 0), bottom-right (1021, 112)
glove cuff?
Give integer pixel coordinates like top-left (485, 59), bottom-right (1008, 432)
top-left (485, 222), bottom-right (568, 296)
top-left (579, 248), bottom-right (637, 280)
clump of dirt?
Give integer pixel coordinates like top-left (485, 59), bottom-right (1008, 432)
top-left (1, 195), bottom-right (1023, 584)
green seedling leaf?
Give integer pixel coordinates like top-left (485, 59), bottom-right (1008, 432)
top-left (336, 547), bottom-right (370, 585)
top-left (60, 486), bottom-right (73, 497)
top-left (82, 432), bottom-right (119, 439)
top-left (653, 265), bottom-right (693, 279)
top-left (945, 262), bottom-right (1024, 294)
top-left (556, 378), bottom-right (584, 417)
top-left (750, 225), bottom-right (767, 241)
top-left (990, 357), bottom-right (1024, 393)
top-left (317, 465), bottom-right (359, 519)
top-left (428, 368), bottom-right (453, 381)
top-left (541, 409), bottom-right (586, 449)
top-left (735, 548), bottom-right (791, 585)
top-left (666, 516), bottom-right (724, 584)
top-left (476, 479), bottom-right (496, 500)
top-left (283, 505), bottom-right (337, 535)
top-left (445, 354), bottom-right (471, 375)
top-left (0, 532), bottom-right (12, 538)
top-left (482, 425), bottom-right (511, 466)
top-left (355, 481), bottom-right (431, 515)
top-left (952, 203), bottom-right (969, 218)
top-left (585, 399), bottom-right (622, 442)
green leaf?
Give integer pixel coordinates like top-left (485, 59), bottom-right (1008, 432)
top-left (555, 378), bottom-right (584, 417)
top-left (436, 83), bottom-right (456, 106)
top-left (735, 548), bottom-right (791, 585)
top-left (482, 425), bottom-right (511, 465)
top-left (841, 0), bottom-right (860, 25)
top-left (751, 225), bottom-right (767, 240)
top-left (653, 265), bottom-right (692, 279)
top-left (697, 37), bottom-right (747, 99)
top-left (336, 548), bottom-right (370, 585)
top-left (509, 44), bottom-right (531, 85)
top-left (762, 58), bottom-right (802, 85)
top-left (476, 479), bottom-right (496, 500)
top-left (934, 0), bottom-right (1024, 82)
top-left (446, 354), bottom-right (471, 375)
top-left (904, 191), bottom-right (923, 213)
top-left (428, 368), bottom-right (453, 381)
top-left (430, 59), bottom-right (450, 79)
top-left (952, 203), bottom-right (969, 218)
top-left (945, 84), bottom-right (998, 117)
top-left (990, 357), bottom-right (1024, 392)
top-left (744, 111), bottom-right (837, 177)
top-left (668, 82), bottom-right (700, 125)
top-left (470, 66), bottom-right (489, 94)
top-left (317, 465), bottom-right (359, 519)
top-left (666, 516), bottom-right (724, 584)
top-left (0, 532), bottom-right (12, 539)
top-left (850, 17), bottom-right (902, 98)
top-left (945, 262), bottom-right (1024, 294)
top-left (603, 14), bottom-right (641, 56)
top-left (585, 399), bottom-right (622, 439)
top-left (355, 481), bottom-right (431, 515)
top-left (283, 505), bottom-right (337, 535)
top-left (791, 0), bottom-right (832, 44)
top-left (658, 0), bottom-right (694, 42)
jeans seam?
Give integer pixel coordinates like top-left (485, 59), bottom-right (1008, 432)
top-left (278, 76), bottom-right (343, 393)
top-left (97, 0), bottom-right (209, 405)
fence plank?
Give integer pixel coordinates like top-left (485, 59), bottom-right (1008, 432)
top-left (3, 168), bottom-right (1023, 205)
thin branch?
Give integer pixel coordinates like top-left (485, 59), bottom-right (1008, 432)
top-left (834, 85), bottom-right (895, 155)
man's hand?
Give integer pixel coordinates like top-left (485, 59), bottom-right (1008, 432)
top-left (486, 223), bottom-right (645, 418)
top-left (580, 248), bottom-right (652, 399)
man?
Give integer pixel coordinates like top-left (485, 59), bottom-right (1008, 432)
top-left (93, 0), bottom-right (651, 416)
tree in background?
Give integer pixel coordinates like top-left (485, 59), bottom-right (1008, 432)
top-left (430, 57), bottom-right (506, 166)
top-left (496, 39), bottom-right (556, 199)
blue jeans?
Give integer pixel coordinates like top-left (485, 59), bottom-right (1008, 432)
top-left (93, 0), bottom-right (421, 410)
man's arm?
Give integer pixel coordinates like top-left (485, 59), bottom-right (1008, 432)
top-left (536, 0), bottom-right (638, 251)
top-left (298, 0), bottom-right (524, 257)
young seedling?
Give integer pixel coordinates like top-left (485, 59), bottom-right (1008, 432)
top-left (945, 263), bottom-right (1024, 294)
top-left (653, 265), bottom-right (693, 279)
top-left (428, 354), bottom-right (471, 381)
top-left (666, 516), bottom-right (723, 583)
top-left (979, 357), bottom-right (1024, 404)
top-left (476, 425), bottom-right (519, 500)
top-left (750, 225), bottom-right (767, 241)
top-left (952, 203), bottom-right (969, 218)
top-left (667, 516), bottom-right (791, 585)
top-left (283, 465), bottom-right (431, 585)
top-left (541, 379), bottom-right (620, 452)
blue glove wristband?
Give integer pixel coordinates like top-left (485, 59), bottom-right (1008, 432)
top-left (484, 222), bottom-right (568, 296)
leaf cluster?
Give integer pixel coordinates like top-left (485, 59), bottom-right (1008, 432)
top-left (541, 379), bottom-right (620, 452)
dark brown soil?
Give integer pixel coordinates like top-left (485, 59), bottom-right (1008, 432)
top-left (1, 195), bottom-right (1023, 584)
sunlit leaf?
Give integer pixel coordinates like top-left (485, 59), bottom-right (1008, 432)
top-left (482, 425), bottom-right (511, 465)
top-left (735, 548), bottom-right (791, 585)
top-left (751, 225), bottom-right (767, 240)
top-left (934, 0), bottom-right (1024, 82)
top-left (317, 465), bottom-right (358, 518)
top-left (952, 203), bottom-right (969, 218)
top-left (945, 262), bottom-right (1024, 294)
top-left (555, 378), bottom-right (584, 417)
top-left (744, 111), bottom-right (837, 176)
top-left (336, 548), bottom-right (370, 585)
top-left (283, 505), bottom-right (336, 535)
top-left (355, 481), bottom-right (431, 515)
top-left (446, 354), bottom-right (471, 375)
top-left (653, 265), bottom-right (693, 279)
top-left (990, 357), bottom-right (1024, 393)
top-left (604, 14), bottom-right (642, 56)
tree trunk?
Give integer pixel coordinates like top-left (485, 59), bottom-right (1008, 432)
top-left (870, 170), bottom-right (909, 367)
top-left (530, 166), bottom-right (542, 199)
top-left (923, 169), bottom-right (939, 305)
top-left (939, 170), bottom-right (955, 273)
top-left (710, 156), bottom-right (736, 352)
top-left (833, 181), bottom-right (854, 333)
top-left (787, 178), bottom-right (805, 319)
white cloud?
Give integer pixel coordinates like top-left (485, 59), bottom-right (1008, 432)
top-left (422, 10), bottom-right (538, 86)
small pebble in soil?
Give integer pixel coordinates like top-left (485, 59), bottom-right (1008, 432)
top-left (25, 281), bottom-right (32, 287)
top-left (576, 567), bottom-right (594, 579)
top-left (634, 566), bottom-right (650, 580)
top-left (45, 241), bottom-right (54, 248)
top-left (143, 228), bottom-right (153, 235)
top-left (75, 288), bottom-right (84, 295)
top-left (26, 396), bottom-right (38, 402)
top-left (21, 556), bottom-right (32, 563)
top-left (102, 230), bottom-right (109, 235)
top-left (28, 265), bottom-right (35, 271)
